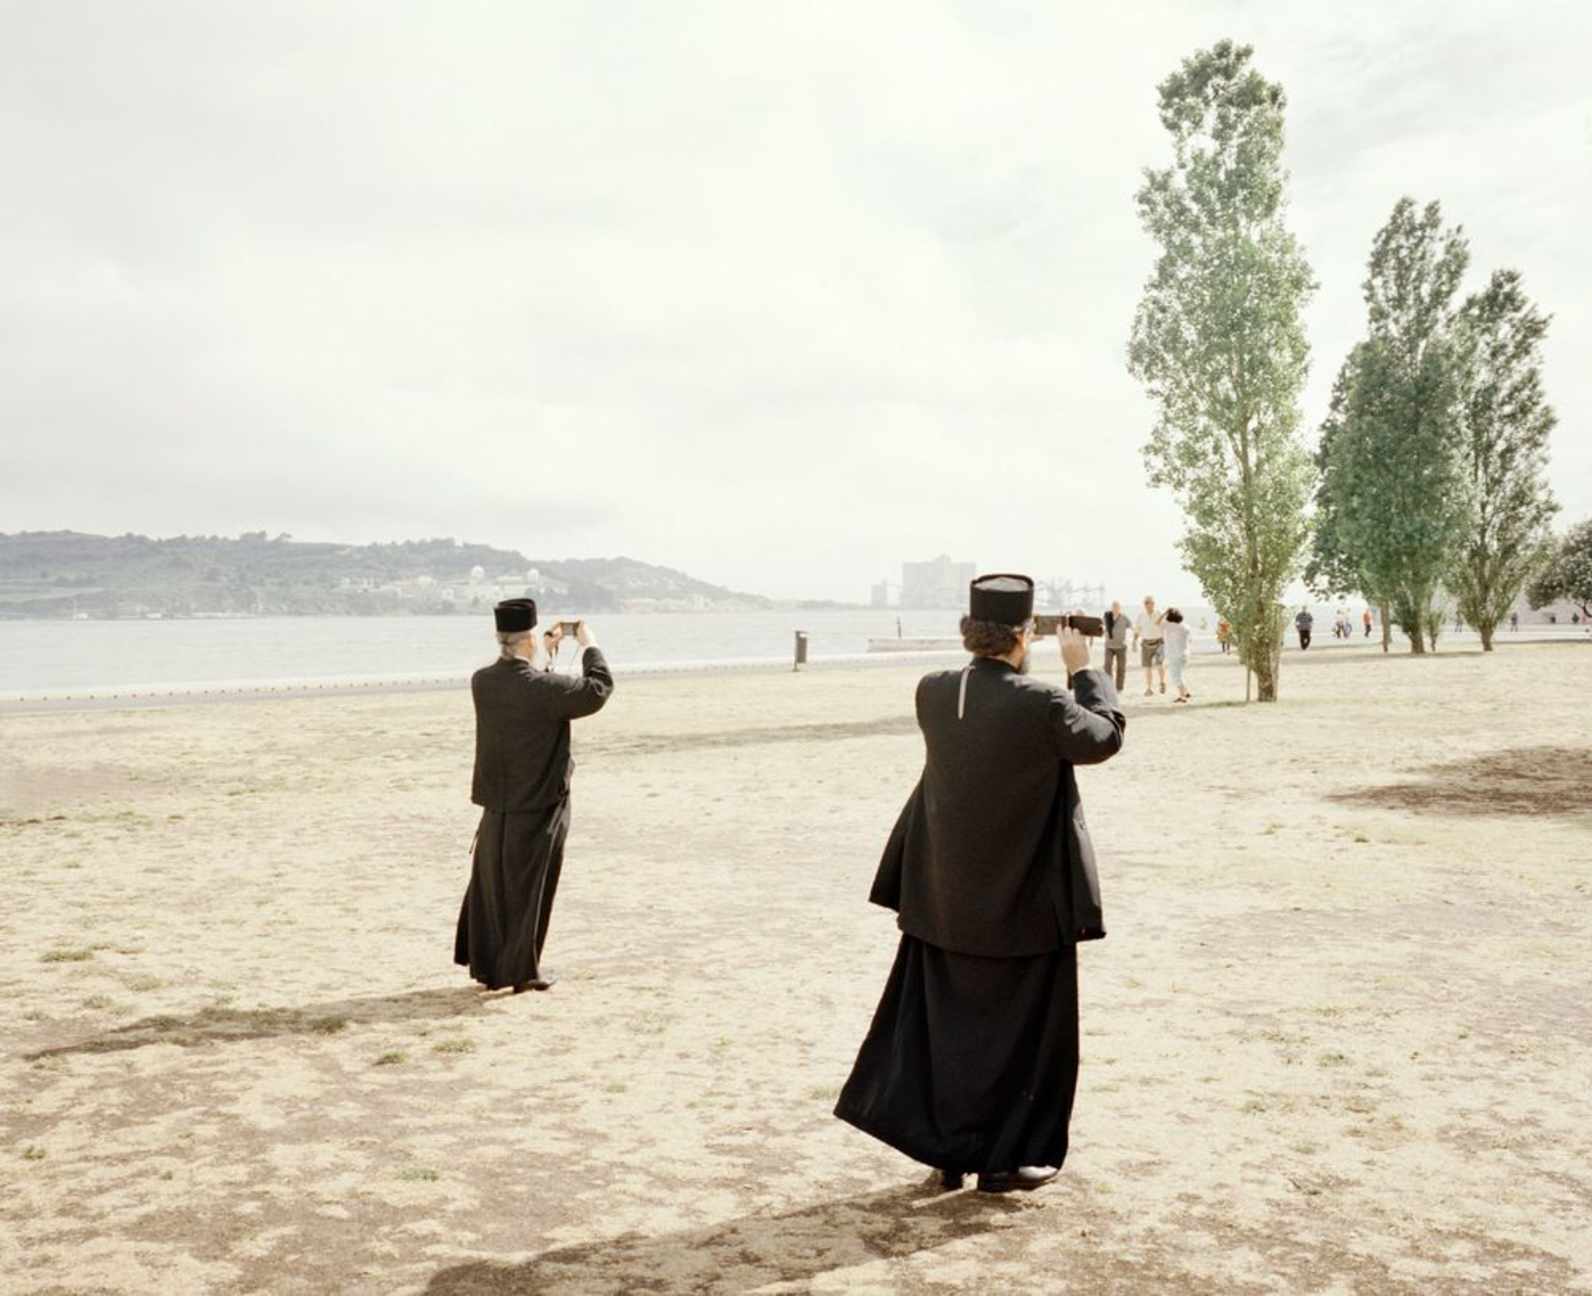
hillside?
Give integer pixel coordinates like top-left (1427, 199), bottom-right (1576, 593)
top-left (0, 531), bottom-right (771, 619)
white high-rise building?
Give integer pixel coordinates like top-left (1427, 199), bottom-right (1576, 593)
top-left (900, 555), bottom-right (976, 610)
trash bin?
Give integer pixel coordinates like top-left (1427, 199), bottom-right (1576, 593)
top-left (793, 630), bottom-right (808, 671)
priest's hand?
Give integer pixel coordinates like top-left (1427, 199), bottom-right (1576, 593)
top-left (575, 620), bottom-right (597, 650)
top-left (1059, 625), bottom-right (1090, 675)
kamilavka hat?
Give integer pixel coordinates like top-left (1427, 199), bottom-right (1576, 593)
top-left (493, 597), bottom-right (538, 633)
top-left (968, 573), bottom-right (1034, 626)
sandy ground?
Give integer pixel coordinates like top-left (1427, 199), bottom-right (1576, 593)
top-left (3, 641), bottom-right (1590, 1295)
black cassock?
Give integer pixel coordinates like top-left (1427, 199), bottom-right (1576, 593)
top-left (835, 658), bottom-right (1124, 1173)
top-left (454, 646), bottom-right (613, 989)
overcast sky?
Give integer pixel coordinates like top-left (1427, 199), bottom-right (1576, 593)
top-left (3, 1), bottom-right (1587, 603)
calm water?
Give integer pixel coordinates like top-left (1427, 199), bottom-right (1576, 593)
top-left (0, 602), bottom-right (1487, 697)
top-left (0, 610), bottom-right (968, 693)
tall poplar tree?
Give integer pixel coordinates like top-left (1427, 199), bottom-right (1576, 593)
top-left (1450, 269), bottom-right (1559, 649)
top-left (1128, 41), bottom-right (1316, 702)
top-left (1319, 198), bottom-right (1471, 654)
top-left (1306, 347), bottom-right (1394, 651)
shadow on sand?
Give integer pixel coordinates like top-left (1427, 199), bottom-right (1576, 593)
top-left (1329, 744), bottom-right (1592, 819)
top-left (25, 985), bottom-right (493, 1060)
top-left (422, 1182), bottom-right (1027, 1295)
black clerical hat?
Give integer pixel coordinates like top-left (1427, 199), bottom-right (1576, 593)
top-left (968, 573), bottom-right (1034, 626)
top-left (493, 598), bottom-right (537, 633)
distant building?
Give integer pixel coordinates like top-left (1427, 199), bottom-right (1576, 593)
top-left (901, 555), bottom-right (976, 610)
top-left (870, 581), bottom-right (891, 609)
top-left (469, 565), bottom-right (486, 584)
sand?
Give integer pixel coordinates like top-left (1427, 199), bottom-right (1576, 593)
top-left (3, 641), bottom-right (1590, 1295)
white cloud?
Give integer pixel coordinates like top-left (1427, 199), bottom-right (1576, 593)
top-left (3, 0), bottom-right (1586, 601)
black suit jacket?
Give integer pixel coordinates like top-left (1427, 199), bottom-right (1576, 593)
top-left (470, 648), bottom-right (614, 813)
top-left (869, 660), bottom-right (1125, 957)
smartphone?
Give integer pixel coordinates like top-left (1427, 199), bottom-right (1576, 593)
top-left (557, 620), bottom-right (582, 635)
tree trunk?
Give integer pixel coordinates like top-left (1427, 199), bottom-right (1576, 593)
top-left (1379, 601), bottom-right (1391, 654)
top-left (1253, 649), bottom-right (1279, 701)
top-left (1480, 624), bottom-right (1494, 651)
top-left (1408, 624), bottom-right (1426, 654)
top-left (1250, 609), bottom-right (1282, 701)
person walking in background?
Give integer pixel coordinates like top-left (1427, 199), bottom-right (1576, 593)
top-left (1510, 611), bottom-right (1519, 632)
top-left (835, 573), bottom-right (1125, 1194)
top-left (1295, 607), bottom-right (1314, 651)
top-left (1101, 600), bottom-right (1129, 690)
top-left (455, 599), bottom-right (614, 994)
top-left (1363, 607), bottom-right (1374, 639)
top-left (1134, 595), bottom-right (1166, 696)
top-left (1216, 617), bottom-right (1232, 654)
top-left (1163, 607), bottom-right (1192, 703)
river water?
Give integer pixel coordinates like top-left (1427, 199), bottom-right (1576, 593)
top-left (0, 609), bottom-right (971, 694)
top-left (6, 603), bottom-right (1546, 698)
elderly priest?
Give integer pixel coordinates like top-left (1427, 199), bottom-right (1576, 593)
top-left (454, 597), bottom-right (613, 993)
top-left (835, 573), bottom-right (1125, 1193)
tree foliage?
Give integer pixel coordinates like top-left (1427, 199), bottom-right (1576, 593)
top-left (1448, 270), bottom-right (1560, 648)
top-left (1527, 518), bottom-right (1592, 619)
top-left (1127, 41), bottom-right (1316, 701)
top-left (1314, 198), bottom-right (1471, 653)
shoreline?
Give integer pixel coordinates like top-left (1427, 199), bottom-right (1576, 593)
top-left (3, 630), bottom-right (1585, 715)
top-left (0, 648), bottom-right (974, 714)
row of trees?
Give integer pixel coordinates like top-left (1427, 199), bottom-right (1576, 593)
top-left (1307, 201), bottom-right (1558, 653)
top-left (1127, 41), bottom-right (1575, 699)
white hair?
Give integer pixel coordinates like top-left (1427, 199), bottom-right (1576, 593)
top-left (497, 629), bottom-right (537, 661)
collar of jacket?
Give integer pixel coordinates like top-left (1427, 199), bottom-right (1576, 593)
top-left (970, 655), bottom-right (1018, 673)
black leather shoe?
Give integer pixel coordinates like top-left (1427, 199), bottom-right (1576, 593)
top-left (512, 969), bottom-right (559, 993)
top-left (938, 1169), bottom-right (966, 1191)
top-left (977, 1165), bottom-right (1059, 1194)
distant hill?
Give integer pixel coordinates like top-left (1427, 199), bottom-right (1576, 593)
top-left (0, 531), bottom-right (772, 619)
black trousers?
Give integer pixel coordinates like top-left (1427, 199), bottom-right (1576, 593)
top-left (1298, 630), bottom-right (1312, 650)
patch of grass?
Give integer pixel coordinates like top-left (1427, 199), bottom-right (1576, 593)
top-left (310, 1016), bottom-right (349, 1035)
top-left (1318, 1051), bottom-right (1351, 1068)
top-left (82, 995), bottom-right (117, 1011)
top-left (398, 1167), bottom-right (439, 1183)
top-left (22, 1146), bottom-right (47, 1161)
top-left (432, 1038), bottom-right (476, 1056)
top-left (605, 1081), bottom-right (628, 1094)
top-left (40, 948), bottom-right (94, 964)
top-left (122, 974), bottom-right (164, 991)
top-left (374, 1051), bottom-right (407, 1066)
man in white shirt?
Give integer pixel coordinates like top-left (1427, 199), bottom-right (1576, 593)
top-left (1132, 595), bottom-right (1166, 697)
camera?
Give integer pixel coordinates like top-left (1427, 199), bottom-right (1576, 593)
top-left (1033, 614), bottom-right (1103, 638)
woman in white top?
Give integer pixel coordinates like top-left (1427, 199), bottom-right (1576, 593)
top-left (1162, 607), bottom-right (1192, 703)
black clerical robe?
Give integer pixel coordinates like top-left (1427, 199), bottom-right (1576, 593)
top-left (835, 658), bottom-right (1124, 1174)
top-left (454, 647), bottom-right (613, 989)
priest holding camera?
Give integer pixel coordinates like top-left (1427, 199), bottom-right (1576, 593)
top-left (834, 573), bottom-right (1125, 1193)
top-left (454, 598), bottom-right (613, 993)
